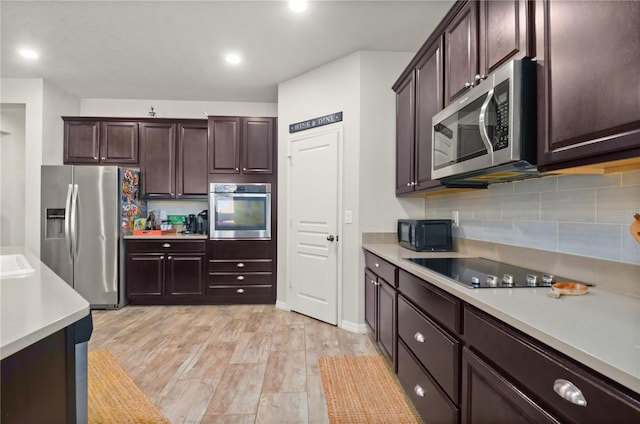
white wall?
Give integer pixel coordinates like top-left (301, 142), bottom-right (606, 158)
top-left (80, 98), bottom-right (277, 118)
top-left (277, 51), bottom-right (421, 330)
top-left (43, 82), bottom-right (82, 165)
top-left (0, 79), bottom-right (45, 254)
top-left (0, 105), bottom-right (26, 246)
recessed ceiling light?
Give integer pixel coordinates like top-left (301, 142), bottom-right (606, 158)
top-left (225, 53), bottom-right (241, 65)
top-left (289, 0), bottom-right (308, 13)
top-left (18, 48), bottom-right (39, 60)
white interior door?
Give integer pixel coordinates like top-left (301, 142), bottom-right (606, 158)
top-left (289, 126), bottom-right (341, 325)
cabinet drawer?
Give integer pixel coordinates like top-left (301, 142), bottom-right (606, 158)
top-left (206, 285), bottom-right (272, 298)
top-left (464, 306), bottom-right (640, 423)
top-left (398, 269), bottom-right (461, 333)
top-left (397, 339), bottom-right (459, 424)
top-left (208, 272), bottom-right (272, 286)
top-left (398, 295), bottom-right (459, 403)
top-left (127, 239), bottom-right (205, 253)
top-left (207, 240), bottom-right (272, 259)
top-left (364, 250), bottom-right (397, 286)
top-left (208, 259), bottom-right (272, 273)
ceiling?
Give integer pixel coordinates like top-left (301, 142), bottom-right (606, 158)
top-left (1, 1), bottom-right (454, 103)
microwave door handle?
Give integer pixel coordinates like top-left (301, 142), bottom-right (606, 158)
top-left (479, 88), bottom-right (495, 164)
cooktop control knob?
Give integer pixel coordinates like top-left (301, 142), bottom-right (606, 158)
top-left (502, 274), bottom-right (515, 287)
top-left (471, 276), bottom-right (480, 288)
top-left (486, 275), bottom-right (499, 287)
top-left (542, 274), bottom-right (556, 286)
top-left (526, 274), bottom-right (539, 287)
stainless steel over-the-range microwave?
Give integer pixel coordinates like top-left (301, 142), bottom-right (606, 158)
top-left (431, 59), bottom-right (538, 186)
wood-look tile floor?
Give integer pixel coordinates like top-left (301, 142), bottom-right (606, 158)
top-left (89, 305), bottom-right (379, 424)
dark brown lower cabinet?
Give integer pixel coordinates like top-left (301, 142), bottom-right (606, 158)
top-left (126, 239), bottom-right (205, 304)
top-left (206, 240), bottom-right (275, 304)
top-left (1, 327), bottom-right (75, 424)
top-left (461, 348), bottom-right (560, 424)
top-left (397, 339), bottom-right (459, 423)
top-left (377, 279), bottom-right (396, 365)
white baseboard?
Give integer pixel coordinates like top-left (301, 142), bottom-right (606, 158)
top-left (275, 300), bottom-right (289, 311)
top-left (339, 319), bottom-right (369, 334)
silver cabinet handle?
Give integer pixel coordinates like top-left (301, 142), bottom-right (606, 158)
top-left (406, 182), bottom-right (411, 187)
top-left (243, 167), bottom-right (247, 171)
top-left (414, 332), bottom-right (425, 343)
top-left (237, 262), bottom-right (245, 268)
top-left (237, 275), bottom-right (245, 280)
top-left (168, 256), bottom-right (172, 260)
top-left (374, 263), bottom-right (380, 268)
top-left (370, 279), bottom-right (376, 285)
top-left (553, 379), bottom-right (587, 407)
top-left (464, 81), bottom-right (475, 88)
top-left (237, 288), bottom-right (245, 293)
top-left (162, 243), bottom-right (171, 248)
top-left (235, 168), bottom-right (239, 171)
top-left (101, 156), bottom-right (106, 161)
top-left (414, 385), bottom-right (425, 397)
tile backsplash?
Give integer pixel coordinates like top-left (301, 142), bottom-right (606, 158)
top-left (425, 171), bottom-right (640, 265)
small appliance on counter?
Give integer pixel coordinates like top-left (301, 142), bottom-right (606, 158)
top-left (397, 219), bottom-right (453, 252)
top-left (197, 210), bottom-right (208, 235)
top-left (185, 214), bottom-right (198, 234)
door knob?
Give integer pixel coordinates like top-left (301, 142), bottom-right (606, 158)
top-left (327, 235), bottom-right (335, 242)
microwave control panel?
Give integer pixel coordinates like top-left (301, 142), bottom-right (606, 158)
top-left (493, 80), bottom-right (510, 151)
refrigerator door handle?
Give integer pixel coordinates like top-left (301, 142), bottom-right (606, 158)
top-left (65, 184), bottom-right (73, 260)
top-left (70, 184), bottom-right (79, 259)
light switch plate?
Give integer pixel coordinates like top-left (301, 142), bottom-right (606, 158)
top-left (344, 210), bottom-right (353, 224)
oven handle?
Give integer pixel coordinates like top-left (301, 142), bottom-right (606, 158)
top-left (478, 88), bottom-right (495, 164)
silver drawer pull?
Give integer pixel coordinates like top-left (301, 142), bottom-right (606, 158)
top-left (414, 385), bottom-right (425, 397)
top-left (237, 262), bottom-right (245, 268)
top-left (553, 379), bottom-right (587, 407)
top-left (162, 243), bottom-right (171, 248)
top-left (237, 288), bottom-right (245, 293)
top-left (237, 275), bottom-right (245, 280)
top-left (374, 263), bottom-right (380, 268)
top-left (414, 332), bottom-right (425, 343)
top-left (371, 279), bottom-right (376, 285)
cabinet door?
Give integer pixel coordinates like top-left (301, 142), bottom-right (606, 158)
top-left (479, 0), bottom-right (531, 77)
top-left (63, 120), bottom-right (100, 164)
top-left (537, 0), bottom-right (640, 170)
top-left (177, 122), bottom-right (208, 197)
top-left (208, 116), bottom-right (240, 174)
top-left (377, 279), bottom-right (396, 368)
top-left (166, 253), bottom-right (205, 296)
top-left (444, 1), bottom-right (478, 105)
top-left (140, 122), bottom-right (176, 198)
top-left (242, 117), bottom-right (274, 174)
top-left (414, 39), bottom-right (445, 192)
top-left (100, 121), bottom-right (139, 164)
top-left (395, 72), bottom-right (415, 195)
top-left (364, 269), bottom-right (378, 337)
top-left (126, 253), bottom-right (164, 296)
top-left (461, 348), bottom-right (560, 424)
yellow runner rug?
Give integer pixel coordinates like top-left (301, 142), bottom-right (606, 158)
top-left (318, 355), bottom-right (422, 424)
top-left (88, 349), bottom-right (170, 424)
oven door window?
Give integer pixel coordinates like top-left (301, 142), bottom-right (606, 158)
top-left (215, 194), bottom-right (268, 231)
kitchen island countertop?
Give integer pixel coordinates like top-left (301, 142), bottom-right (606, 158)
top-left (363, 241), bottom-right (640, 396)
top-left (0, 247), bottom-right (90, 360)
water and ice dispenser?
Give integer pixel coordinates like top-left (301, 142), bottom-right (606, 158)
top-left (45, 208), bottom-right (65, 239)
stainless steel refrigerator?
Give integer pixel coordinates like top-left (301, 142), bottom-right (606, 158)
top-left (41, 166), bottom-right (146, 309)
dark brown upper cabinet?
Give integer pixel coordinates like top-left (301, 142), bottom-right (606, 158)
top-left (444, 1), bottom-right (478, 106)
top-left (140, 120), bottom-right (209, 199)
top-left (395, 72), bottom-right (415, 195)
top-left (63, 118), bottom-right (138, 165)
top-left (536, 0), bottom-right (640, 171)
top-left (177, 122), bottom-right (209, 197)
top-left (209, 116), bottom-right (275, 175)
top-left (139, 122), bottom-right (176, 199)
top-left (479, 0), bottom-right (533, 78)
top-left (208, 116), bottom-right (240, 174)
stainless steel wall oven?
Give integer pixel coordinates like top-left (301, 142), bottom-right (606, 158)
top-left (209, 183), bottom-right (271, 239)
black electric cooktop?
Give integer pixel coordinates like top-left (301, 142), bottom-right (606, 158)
top-left (405, 257), bottom-right (585, 289)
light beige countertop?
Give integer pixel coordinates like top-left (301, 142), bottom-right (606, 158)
top-left (1, 247), bottom-right (90, 360)
top-left (363, 241), bottom-right (640, 396)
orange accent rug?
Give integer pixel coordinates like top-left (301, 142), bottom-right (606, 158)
top-left (318, 355), bottom-right (422, 423)
top-left (88, 349), bottom-right (170, 424)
